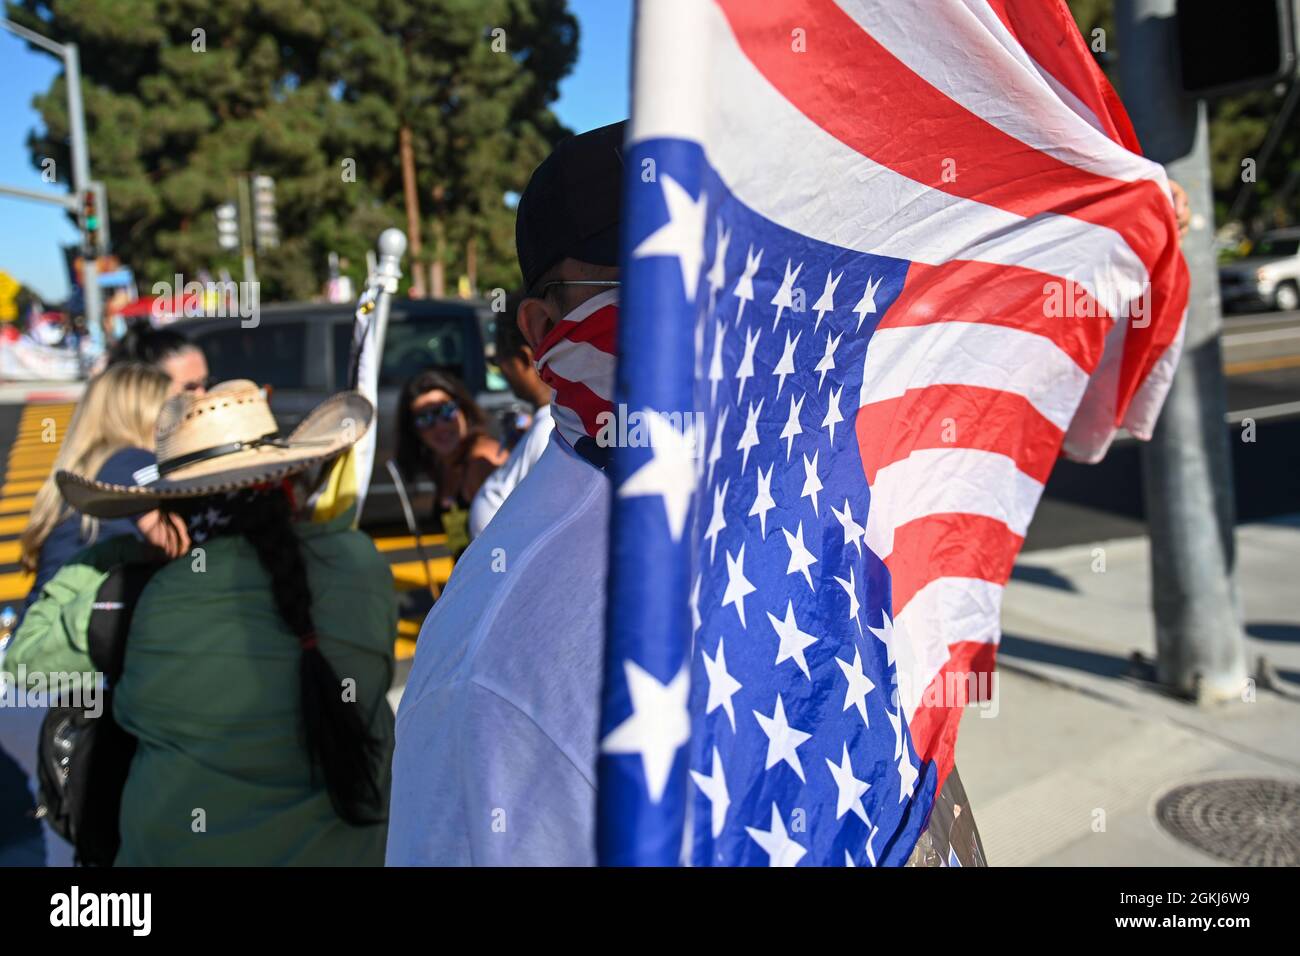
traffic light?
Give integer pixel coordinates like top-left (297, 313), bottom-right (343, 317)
top-left (1178, 0), bottom-right (1297, 97)
top-left (216, 202), bottom-right (240, 250)
top-left (251, 174), bottom-right (278, 250)
top-left (79, 182), bottom-right (109, 256)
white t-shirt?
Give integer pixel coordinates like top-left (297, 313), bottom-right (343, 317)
top-left (468, 403), bottom-right (554, 539)
top-left (387, 435), bottom-right (608, 866)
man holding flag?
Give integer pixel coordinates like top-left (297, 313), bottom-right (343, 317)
top-left (388, 123), bottom-right (624, 866)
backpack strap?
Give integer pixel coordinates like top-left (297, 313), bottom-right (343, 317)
top-left (86, 561), bottom-right (162, 683)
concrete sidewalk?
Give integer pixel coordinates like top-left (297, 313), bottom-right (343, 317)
top-left (958, 515), bottom-right (1300, 866)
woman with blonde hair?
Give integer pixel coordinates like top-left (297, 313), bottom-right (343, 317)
top-left (19, 362), bottom-right (176, 616)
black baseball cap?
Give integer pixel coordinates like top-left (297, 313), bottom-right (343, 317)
top-left (515, 120), bottom-right (627, 293)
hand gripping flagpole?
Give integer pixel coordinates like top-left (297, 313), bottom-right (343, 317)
top-left (349, 228), bottom-right (405, 518)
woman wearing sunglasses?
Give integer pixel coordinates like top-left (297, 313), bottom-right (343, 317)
top-left (395, 370), bottom-right (506, 555)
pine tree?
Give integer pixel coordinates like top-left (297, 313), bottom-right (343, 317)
top-left (10, 0), bottom-right (579, 300)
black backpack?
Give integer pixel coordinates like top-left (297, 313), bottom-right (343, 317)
top-left (35, 560), bottom-right (161, 866)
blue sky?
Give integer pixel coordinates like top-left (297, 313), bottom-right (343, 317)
top-left (0, 0), bottom-right (631, 303)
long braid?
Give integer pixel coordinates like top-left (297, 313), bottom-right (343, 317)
top-left (229, 489), bottom-right (385, 826)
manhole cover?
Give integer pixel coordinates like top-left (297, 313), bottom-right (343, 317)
top-left (1154, 777), bottom-right (1299, 867)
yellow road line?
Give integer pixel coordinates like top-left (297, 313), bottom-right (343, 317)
top-left (0, 480), bottom-right (43, 495)
top-left (397, 619), bottom-right (421, 637)
top-left (16, 421), bottom-right (71, 432)
top-left (395, 638), bottom-right (417, 660)
top-left (4, 447), bottom-right (60, 459)
top-left (388, 557), bottom-right (453, 591)
top-left (0, 541), bottom-right (20, 565)
top-left (0, 515), bottom-right (28, 535)
top-left (7, 446), bottom-right (62, 457)
top-left (4, 473), bottom-right (51, 486)
top-left (0, 570), bottom-right (33, 604)
top-left (0, 496), bottom-right (35, 515)
top-left (371, 533), bottom-right (449, 552)
top-left (1225, 354), bottom-right (1300, 375)
top-left (4, 450), bottom-right (61, 463)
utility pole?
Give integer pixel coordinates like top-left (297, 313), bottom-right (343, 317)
top-left (237, 174), bottom-right (257, 284)
top-left (0, 20), bottom-right (100, 334)
top-left (1116, 0), bottom-right (1248, 702)
top-left (398, 125), bottom-right (426, 298)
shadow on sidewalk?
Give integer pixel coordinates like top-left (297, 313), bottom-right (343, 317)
top-left (1246, 622), bottom-right (1300, 644)
top-left (997, 632), bottom-right (1132, 680)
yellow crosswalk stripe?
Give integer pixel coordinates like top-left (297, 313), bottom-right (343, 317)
top-left (0, 540), bottom-right (20, 564)
top-left (8, 441), bottom-right (61, 451)
top-left (0, 515), bottom-right (28, 535)
top-left (0, 569), bottom-right (33, 604)
top-left (4, 448), bottom-right (60, 460)
top-left (0, 496), bottom-right (35, 515)
top-left (17, 419), bottom-right (72, 430)
top-left (371, 533), bottom-right (448, 552)
top-left (4, 472), bottom-right (52, 486)
top-left (0, 479), bottom-right (43, 495)
top-left (388, 557), bottom-right (453, 591)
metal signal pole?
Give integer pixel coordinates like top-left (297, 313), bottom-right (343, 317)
top-left (1116, 0), bottom-right (1248, 702)
top-left (0, 20), bottom-right (100, 333)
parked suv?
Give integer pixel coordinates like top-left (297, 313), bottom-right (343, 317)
top-left (180, 298), bottom-right (524, 526)
top-left (1219, 229), bottom-right (1300, 313)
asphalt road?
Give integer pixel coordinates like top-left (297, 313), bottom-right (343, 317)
top-left (1026, 307), bottom-right (1300, 550)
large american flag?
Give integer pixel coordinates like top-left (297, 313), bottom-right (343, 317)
top-left (597, 0), bottom-right (1188, 866)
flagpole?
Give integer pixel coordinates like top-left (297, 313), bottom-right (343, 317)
top-left (350, 228), bottom-right (405, 518)
top-left (1116, 0), bottom-right (1248, 702)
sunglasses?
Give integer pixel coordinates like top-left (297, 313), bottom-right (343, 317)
top-left (413, 403), bottom-right (460, 430)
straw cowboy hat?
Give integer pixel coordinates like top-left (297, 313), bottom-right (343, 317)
top-left (58, 379), bottom-right (373, 519)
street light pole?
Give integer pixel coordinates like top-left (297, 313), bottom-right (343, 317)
top-left (1116, 0), bottom-right (1249, 702)
top-left (64, 42), bottom-right (101, 337)
top-left (0, 20), bottom-right (100, 335)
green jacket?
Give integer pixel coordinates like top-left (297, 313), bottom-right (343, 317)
top-left (10, 514), bottom-right (397, 867)
top-left (3, 534), bottom-right (156, 687)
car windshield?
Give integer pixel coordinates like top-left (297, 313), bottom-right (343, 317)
top-left (481, 312), bottom-right (513, 393)
top-left (201, 321), bottom-right (307, 388)
top-left (1253, 237), bottom-right (1300, 257)
top-left (333, 312), bottom-right (470, 388)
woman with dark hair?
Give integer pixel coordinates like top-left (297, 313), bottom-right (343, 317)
top-left (107, 320), bottom-right (209, 395)
top-left (395, 369), bottom-right (506, 552)
top-left (36, 380), bottom-right (395, 864)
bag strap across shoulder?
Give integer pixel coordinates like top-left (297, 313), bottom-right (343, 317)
top-left (86, 561), bottom-right (163, 683)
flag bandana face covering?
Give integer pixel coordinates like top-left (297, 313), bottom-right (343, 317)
top-left (534, 288), bottom-right (619, 469)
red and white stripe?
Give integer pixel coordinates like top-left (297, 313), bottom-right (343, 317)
top-left (535, 289), bottom-right (620, 452)
top-left (630, 0), bottom-right (1188, 788)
